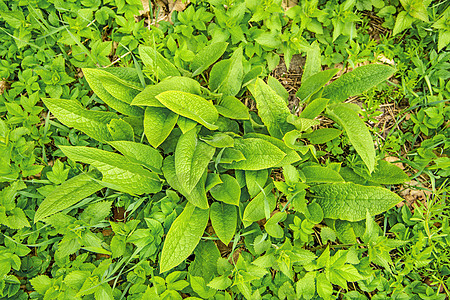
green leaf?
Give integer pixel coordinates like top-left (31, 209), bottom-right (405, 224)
top-left (210, 174), bottom-right (241, 206)
top-left (223, 138), bottom-right (286, 170)
top-left (296, 272), bottom-right (316, 300)
top-left (287, 115), bottom-right (320, 132)
top-left (175, 128), bottom-right (215, 193)
top-left (301, 165), bottom-right (344, 183)
top-left (139, 45), bottom-right (180, 80)
top-left (43, 98), bottom-right (119, 143)
top-left (243, 184), bottom-right (276, 224)
top-left (131, 77), bottom-right (202, 107)
top-left (365, 160), bottom-right (410, 184)
top-left (209, 47), bottom-right (244, 96)
top-left (108, 141), bottom-right (163, 173)
top-left (302, 41), bottom-right (321, 82)
top-left (178, 116), bottom-right (198, 134)
top-left (248, 78), bottom-right (294, 139)
top-left (107, 119), bottom-right (134, 141)
top-left (30, 275), bottom-right (52, 295)
top-left (144, 107), bottom-right (179, 148)
top-left (296, 69), bottom-right (338, 102)
top-left (393, 11), bottom-right (415, 35)
top-left (210, 202), bottom-right (237, 245)
top-left (323, 64), bottom-right (396, 103)
top-left (244, 133), bottom-right (301, 167)
top-left (299, 98), bottom-right (330, 119)
top-left (316, 273), bottom-right (333, 300)
top-left (34, 173), bottom-right (103, 223)
top-left (83, 69), bottom-right (143, 117)
top-left (189, 240), bottom-right (221, 282)
top-left (265, 212), bottom-right (287, 238)
top-left (190, 42), bottom-right (228, 76)
top-left (160, 203), bottom-right (209, 273)
top-left (60, 146), bottom-right (162, 195)
top-left (215, 96), bottom-right (249, 120)
top-left (268, 76), bottom-right (289, 104)
top-left (156, 91), bottom-right (219, 130)
top-left (245, 169), bottom-right (269, 198)
top-left (302, 128), bottom-right (342, 144)
top-left (327, 103), bottom-right (375, 173)
top-left (311, 183), bottom-right (403, 221)
top-left (200, 133), bottom-right (234, 148)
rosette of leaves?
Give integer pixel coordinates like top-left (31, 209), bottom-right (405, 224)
top-left (36, 43), bottom-right (407, 277)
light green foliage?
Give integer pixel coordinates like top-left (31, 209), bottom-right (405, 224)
top-left (210, 202), bottom-right (237, 245)
top-left (160, 203), bottom-right (209, 273)
top-left (144, 107), bottom-right (179, 148)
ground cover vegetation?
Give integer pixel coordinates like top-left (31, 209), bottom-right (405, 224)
top-left (0, 0), bottom-right (448, 298)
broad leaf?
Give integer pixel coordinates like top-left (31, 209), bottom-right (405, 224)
top-left (43, 98), bottom-right (119, 143)
top-left (139, 45), bottom-right (180, 80)
top-left (160, 203), bottom-right (209, 273)
top-left (268, 76), bottom-right (289, 104)
top-left (109, 141), bottom-right (163, 173)
top-left (243, 184), bottom-right (276, 224)
top-left (131, 77), bottom-right (202, 107)
top-left (248, 78), bottom-right (294, 139)
top-left (299, 98), bottom-right (329, 119)
top-left (301, 41), bottom-right (321, 82)
top-left (156, 91), bottom-right (219, 130)
top-left (311, 182), bottom-right (403, 221)
top-left (302, 128), bottom-right (342, 144)
top-left (144, 107), bottom-right (179, 148)
top-left (175, 128), bottom-right (215, 193)
top-left (190, 42), bottom-right (228, 76)
top-left (209, 47), bottom-right (244, 96)
top-left (34, 173), bottom-right (103, 222)
top-left (223, 138), bottom-right (286, 170)
top-left (177, 116), bottom-right (197, 134)
top-left (209, 174), bottom-right (241, 206)
top-left (245, 169), bottom-right (269, 198)
top-left (323, 64), bottom-right (396, 103)
top-left (60, 146), bottom-right (162, 195)
top-left (365, 160), bottom-right (410, 184)
top-left (327, 104), bottom-right (375, 173)
top-left (215, 96), bottom-right (249, 120)
top-left (301, 166), bottom-right (344, 183)
top-left (265, 212), bottom-right (287, 238)
top-left (83, 69), bottom-right (143, 117)
top-left (296, 272), bottom-right (316, 300)
top-left (296, 69), bottom-right (338, 102)
top-left (107, 119), bottom-right (134, 141)
top-left (210, 202), bottom-right (237, 245)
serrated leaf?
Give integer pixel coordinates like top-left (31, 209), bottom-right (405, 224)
top-left (296, 69), bottom-right (338, 102)
top-left (83, 69), bottom-right (143, 117)
top-left (327, 103), bottom-right (375, 173)
top-left (210, 174), bottom-right (240, 206)
top-left (131, 76), bottom-right (202, 107)
top-left (30, 275), bottom-right (52, 295)
top-left (60, 146), bottom-right (162, 195)
top-left (190, 42), bottom-right (228, 76)
top-left (144, 107), bottom-right (179, 148)
top-left (156, 91), bottom-right (219, 130)
top-left (210, 202), bottom-right (237, 245)
top-left (223, 138), bottom-right (286, 170)
top-left (34, 173), bottom-right (103, 223)
top-left (175, 128), bottom-right (215, 194)
top-left (296, 272), bottom-right (316, 300)
top-left (215, 96), bottom-right (249, 120)
top-left (248, 78), bottom-right (294, 139)
top-left (316, 273), bottom-right (333, 300)
top-left (160, 203), bottom-right (209, 273)
top-left (311, 183), bottom-right (403, 221)
top-left (323, 64), bottom-right (396, 103)
top-left (139, 45), bottom-right (180, 80)
top-left (43, 98), bottom-right (119, 143)
top-left (109, 141), bottom-right (163, 173)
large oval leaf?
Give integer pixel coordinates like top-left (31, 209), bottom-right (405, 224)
top-left (327, 104), bottom-right (376, 173)
top-left (60, 146), bottom-right (162, 195)
top-left (131, 77), bottom-right (202, 107)
top-left (242, 184), bottom-right (276, 225)
top-left (209, 174), bottom-right (241, 206)
top-left (144, 107), bottom-right (178, 148)
top-left (34, 173), bottom-right (103, 223)
top-left (108, 141), bottom-right (163, 173)
top-left (160, 203), bottom-right (209, 273)
top-left (296, 69), bottom-right (338, 102)
top-left (190, 42), bottom-right (228, 76)
top-left (248, 78), bottom-right (294, 139)
top-left (311, 183), bottom-right (403, 221)
top-left (210, 202), bottom-right (237, 245)
top-left (209, 47), bottom-right (244, 97)
top-left (224, 138), bottom-right (286, 170)
top-left (323, 64), bottom-right (396, 103)
top-left (139, 45), bottom-right (180, 80)
top-left (43, 98), bottom-right (119, 143)
top-left (156, 91), bottom-right (219, 130)
top-left (175, 128), bottom-right (215, 194)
